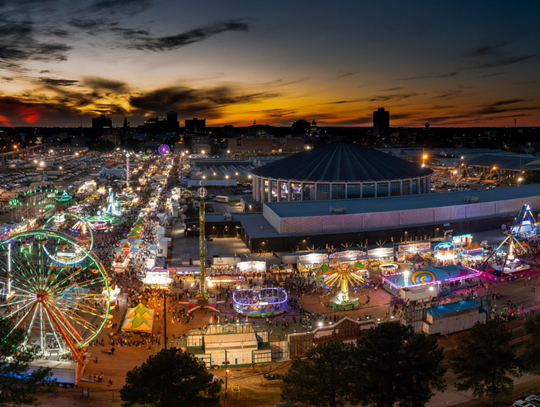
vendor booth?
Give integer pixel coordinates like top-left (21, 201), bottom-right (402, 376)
top-left (297, 253), bottom-right (328, 273)
top-left (238, 261), bottom-right (266, 274)
top-left (142, 269), bottom-right (173, 288)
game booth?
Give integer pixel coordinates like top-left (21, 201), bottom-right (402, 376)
top-left (142, 269), bottom-right (173, 288)
top-left (396, 242), bottom-right (431, 262)
top-left (233, 287), bottom-right (288, 317)
top-left (297, 253), bottom-right (328, 273)
top-left (382, 265), bottom-right (482, 302)
top-left (237, 261), bottom-right (267, 275)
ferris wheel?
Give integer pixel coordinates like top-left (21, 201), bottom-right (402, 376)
top-left (0, 230), bottom-right (110, 362)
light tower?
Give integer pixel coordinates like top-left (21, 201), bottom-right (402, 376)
top-left (198, 185), bottom-right (207, 299)
top-left (126, 152), bottom-right (130, 192)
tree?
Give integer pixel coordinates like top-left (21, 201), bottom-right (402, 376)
top-left (450, 320), bottom-right (520, 406)
top-left (0, 318), bottom-right (56, 407)
top-left (351, 322), bottom-right (446, 407)
top-left (120, 347), bottom-right (221, 407)
top-left (519, 313), bottom-right (540, 374)
top-left (281, 339), bottom-right (354, 407)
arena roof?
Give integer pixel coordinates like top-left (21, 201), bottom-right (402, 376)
top-left (250, 141), bottom-right (433, 182)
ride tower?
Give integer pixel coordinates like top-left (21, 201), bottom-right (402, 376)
top-left (198, 186), bottom-right (207, 299)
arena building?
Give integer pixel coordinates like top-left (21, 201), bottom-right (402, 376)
top-left (250, 141), bottom-right (433, 203)
top-left (196, 183), bottom-right (540, 252)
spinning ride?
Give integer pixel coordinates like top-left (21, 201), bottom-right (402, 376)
top-left (233, 287), bottom-right (287, 317)
top-left (317, 262), bottom-right (366, 310)
top-left (41, 213), bottom-right (94, 266)
top-left (0, 230), bottom-right (110, 366)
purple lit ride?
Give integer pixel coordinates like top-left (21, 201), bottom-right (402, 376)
top-left (233, 287), bottom-right (287, 317)
top-left (158, 144), bottom-right (170, 155)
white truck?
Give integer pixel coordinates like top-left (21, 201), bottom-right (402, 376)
top-left (215, 195), bottom-right (229, 202)
top-left (27, 360), bottom-right (81, 388)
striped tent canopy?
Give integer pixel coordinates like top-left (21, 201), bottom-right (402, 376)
top-left (121, 303), bottom-right (155, 333)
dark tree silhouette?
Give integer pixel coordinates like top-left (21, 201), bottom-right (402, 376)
top-left (351, 322), bottom-right (446, 407)
top-left (0, 318), bottom-right (56, 407)
top-left (451, 320), bottom-right (520, 406)
top-left (120, 348), bottom-right (221, 407)
top-left (281, 339), bottom-right (354, 407)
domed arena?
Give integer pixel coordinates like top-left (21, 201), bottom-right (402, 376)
top-left (250, 141), bottom-right (433, 202)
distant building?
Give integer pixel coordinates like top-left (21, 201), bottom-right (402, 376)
top-left (166, 111), bottom-right (179, 132)
top-left (185, 118), bottom-right (206, 134)
top-left (310, 119), bottom-right (317, 131)
top-left (191, 135), bottom-right (211, 154)
top-left (228, 137), bottom-right (304, 155)
top-left (222, 125), bottom-right (235, 136)
top-left (292, 119), bottom-right (311, 134)
top-left (92, 115), bottom-right (112, 132)
top-left (373, 108), bottom-right (390, 137)
top-left (248, 122), bottom-right (273, 137)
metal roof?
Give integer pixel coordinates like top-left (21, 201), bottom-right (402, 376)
top-left (465, 154), bottom-right (538, 170)
top-left (265, 183), bottom-right (540, 218)
top-left (250, 141), bottom-right (433, 182)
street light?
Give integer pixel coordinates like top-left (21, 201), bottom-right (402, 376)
top-left (422, 154), bottom-right (428, 167)
top-left (403, 270), bottom-right (410, 287)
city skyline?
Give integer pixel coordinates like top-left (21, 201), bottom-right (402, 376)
top-left (0, 0), bottom-right (539, 128)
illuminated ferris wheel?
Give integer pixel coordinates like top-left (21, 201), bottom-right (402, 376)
top-left (0, 230), bottom-right (110, 362)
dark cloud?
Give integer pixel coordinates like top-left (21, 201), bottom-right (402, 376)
top-left (390, 113), bottom-right (415, 120)
top-left (110, 27), bottom-right (150, 39)
top-left (43, 28), bottom-right (69, 37)
top-left (2, 76), bottom-right (13, 82)
top-left (466, 42), bottom-right (537, 69)
top-left (400, 72), bottom-right (457, 81)
top-left (92, 0), bottom-right (152, 15)
top-left (433, 90), bottom-right (461, 99)
top-left (129, 85), bottom-right (278, 118)
top-left (382, 87), bottom-right (404, 91)
top-left (0, 19), bottom-right (71, 69)
top-left (360, 92), bottom-right (418, 102)
top-left (67, 18), bottom-right (101, 30)
top-left (325, 99), bottom-right (360, 105)
top-left (475, 99), bottom-right (539, 115)
top-left (262, 78), bottom-right (309, 88)
top-left (123, 19), bottom-right (249, 51)
top-left (83, 77), bottom-right (130, 93)
top-left (39, 77), bottom-right (79, 86)
top-left (338, 71), bottom-right (359, 78)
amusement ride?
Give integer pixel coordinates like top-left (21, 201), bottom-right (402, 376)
top-left (0, 217), bottom-right (110, 380)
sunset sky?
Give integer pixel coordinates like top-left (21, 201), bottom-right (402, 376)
top-left (0, 0), bottom-right (539, 128)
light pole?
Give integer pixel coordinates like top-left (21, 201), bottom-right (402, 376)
top-left (422, 154), bottom-right (428, 168)
top-left (403, 270), bottom-right (410, 287)
top-left (518, 177), bottom-right (523, 187)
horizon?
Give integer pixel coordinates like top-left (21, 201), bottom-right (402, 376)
top-left (0, 0), bottom-right (539, 128)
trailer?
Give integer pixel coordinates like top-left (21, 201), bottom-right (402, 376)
top-left (27, 360), bottom-right (82, 388)
top-left (215, 195), bottom-right (229, 202)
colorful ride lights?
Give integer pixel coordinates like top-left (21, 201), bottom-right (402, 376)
top-left (232, 287), bottom-right (288, 317)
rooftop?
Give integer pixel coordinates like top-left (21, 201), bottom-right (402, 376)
top-left (265, 183), bottom-right (540, 218)
top-left (251, 141), bottom-right (432, 182)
